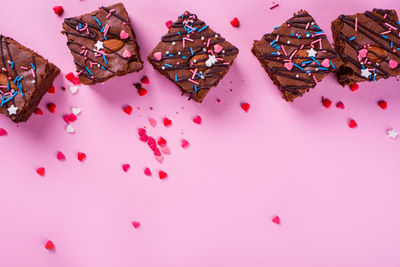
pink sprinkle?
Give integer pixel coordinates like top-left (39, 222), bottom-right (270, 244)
top-left (207, 38), bottom-right (211, 47)
top-left (269, 3), bottom-right (279, 9)
top-left (190, 68), bottom-right (198, 79)
top-left (385, 23), bottom-right (396, 30)
top-left (281, 45), bottom-right (287, 56)
top-left (181, 139), bottom-right (190, 148)
top-left (20, 66), bottom-right (28, 70)
top-left (31, 69), bottom-right (35, 78)
top-left (275, 35), bottom-right (279, 42)
top-left (188, 79), bottom-right (199, 85)
top-left (289, 49), bottom-right (297, 60)
top-left (305, 22), bottom-right (310, 29)
top-left (384, 14), bottom-right (387, 19)
top-left (103, 24), bottom-right (110, 36)
top-left (381, 30), bottom-right (391, 35)
top-left (355, 17), bottom-right (358, 32)
top-left (312, 75), bottom-right (318, 85)
top-left (148, 117), bottom-right (157, 127)
top-left (144, 167), bottom-right (152, 176)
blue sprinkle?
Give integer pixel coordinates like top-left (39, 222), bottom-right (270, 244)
top-left (297, 35), bottom-right (301, 39)
top-left (10, 61), bottom-right (14, 68)
top-left (182, 56), bottom-right (186, 59)
top-left (290, 33), bottom-right (295, 36)
top-left (93, 16), bottom-right (102, 26)
top-left (397, 48), bottom-right (400, 51)
top-left (7, 81), bottom-right (10, 90)
top-left (0, 96), bottom-right (4, 107)
top-left (271, 52), bottom-right (279, 55)
top-left (17, 76), bottom-right (23, 82)
top-left (190, 47), bottom-right (194, 55)
top-left (194, 85), bottom-right (198, 92)
top-left (349, 36), bottom-right (356, 41)
top-left (103, 55), bottom-right (107, 64)
top-left (30, 63), bottom-right (36, 70)
top-left (85, 67), bottom-right (94, 75)
top-left (168, 54), bottom-right (174, 57)
top-left (313, 25), bottom-right (321, 29)
top-left (391, 42), bottom-right (393, 48)
top-left (382, 35), bottom-right (388, 39)
top-left (13, 76), bottom-right (18, 84)
top-left (302, 60), bottom-right (312, 65)
top-left (314, 31), bottom-right (324, 34)
top-left (361, 64), bottom-right (366, 69)
top-left (101, 26), bottom-right (105, 32)
top-left (273, 26), bottom-right (280, 30)
top-left (164, 63), bottom-right (173, 68)
top-left (198, 25), bottom-right (208, 32)
top-left (293, 63), bottom-right (304, 71)
top-left (329, 61), bottom-right (335, 69)
top-left (78, 24), bottom-right (82, 29)
top-left (104, 36), bottom-right (108, 40)
top-left (177, 32), bottom-right (181, 35)
top-left (318, 67), bottom-right (329, 70)
top-left (310, 56), bottom-right (320, 65)
top-left (175, 75), bottom-right (178, 82)
top-left (101, 66), bottom-right (106, 71)
top-left (270, 40), bottom-right (276, 46)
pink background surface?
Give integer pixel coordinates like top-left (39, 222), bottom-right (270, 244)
top-left (0, 0), bottom-right (400, 266)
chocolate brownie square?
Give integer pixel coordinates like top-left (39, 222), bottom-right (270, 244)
top-left (0, 35), bottom-right (60, 123)
top-left (252, 10), bottom-right (342, 102)
top-left (62, 3), bottom-right (143, 85)
top-left (147, 11), bottom-right (239, 103)
top-left (332, 9), bottom-right (400, 86)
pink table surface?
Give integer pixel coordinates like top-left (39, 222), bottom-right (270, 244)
top-left (1, 0), bottom-right (400, 266)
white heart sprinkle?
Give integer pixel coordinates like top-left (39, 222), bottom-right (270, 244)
top-left (69, 86), bottom-right (79, 94)
top-left (66, 124), bottom-right (75, 133)
top-left (71, 107), bottom-right (81, 116)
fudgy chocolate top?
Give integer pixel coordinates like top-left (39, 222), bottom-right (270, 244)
top-left (62, 2), bottom-right (143, 85)
top-left (252, 10), bottom-right (342, 101)
top-left (0, 35), bottom-right (60, 122)
top-left (147, 11), bottom-right (239, 103)
top-left (332, 9), bottom-right (400, 85)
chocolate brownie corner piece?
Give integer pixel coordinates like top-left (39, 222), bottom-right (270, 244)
top-left (147, 11), bottom-right (239, 103)
top-left (0, 35), bottom-right (60, 123)
top-left (252, 10), bottom-right (342, 102)
top-left (331, 9), bottom-right (400, 86)
top-left (62, 2), bottom-right (143, 85)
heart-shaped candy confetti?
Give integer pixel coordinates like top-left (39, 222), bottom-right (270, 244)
top-left (161, 146), bottom-right (171, 155)
top-left (120, 30), bottom-right (129, 39)
top-left (322, 98), bottom-right (332, 108)
top-left (140, 76), bottom-right (150, 84)
top-left (36, 167), bottom-right (45, 176)
top-left (163, 117), bottom-right (172, 127)
top-left (230, 17), bottom-right (239, 27)
top-left (53, 6), bottom-right (63, 15)
top-left (144, 167), bottom-right (152, 176)
top-left (34, 108), bottom-right (44, 115)
top-left (159, 170), bottom-right (168, 179)
top-left (139, 134), bottom-right (148, 142)
top-left (77, 152), bottom-right (86, 162)
top-left (71, 107), bottom-right (81, 116)
top-left (181, 139), bottom-right (190, 148)
top-left (214, 44), bottom-right (223, 53)
top-left (138, 128), bottom-right (146, 136)
top-left (349, 83), bottom-right (359, 92)
top-left (154, 52), bottom-right (162, 61)
top-left (123, 105), bottom-right (133, 115)
top-left (46, 103), bottom-right (56, 113)
top-left (165, 20), bottom-right (172, 29)
top-left (348, 119), bottom-right (358, 129)
top-left (122, 49), bottom-right (131, 58)
top-left (57, 151), bottom-right (66, 161)
top-left (45, 240), bottom-right (55, 250)
top-left (321, 59), bottom-right (330, 68)
top-left (132, 221), bottom-right (141, 228)
top-left (138, 88), bottom-right (147, 96)
top-left (193, 115), bottom-right (202, 124)
top-left (389, 59), bottom-right (398, 69)
top-left (241, 102), bottom-right (250, 112)
top-left (66, 124), bottom-right (75, 133)
top-left (378, 100), bottom-right (387, 110)
top-left (284, 61), bottom-right (293, 71)
top-left (148, 118), bottom-right (157, 127)
top-left (0, 128), bottom-right (7, 136)
top-left (336, 101), bottom-right (345, 109)
top-left (155, 155), bottom-right (164, 163)
top-left (272, 216), bottom-right (281, 225)
top-left (157, 137), bottom-right (167, 146)
top-left (122, 164), bottom-right (130, 172)
top-left (69, 86), bottom-right (79, 94)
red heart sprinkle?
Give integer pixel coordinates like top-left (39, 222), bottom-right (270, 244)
top-left (165, 20), bottom-right (172, 29)
top-left (322, 98), bottom-right (332, 108)
top-left (349, 83), bottom-right (359, 91)
top-left (157, 137), bottom-right (167, 146)
top-left (272, 216), bottom-right (281, 225)
top-left (154, 148), bottom-right (161, 156)
top-left (123, 105), bottom-right (133, 115)
top-left (122, 164), bottom-right (130, 172)
top-left (0, 128), bottom-right (7, 136)
top-left (63, 114), bottom-right (77, 123)
top-left (336, 101), bottom-right (345, 109)
top-left (56, 151), bottom-right (66, 161)
top-left (144, 167), bottom-right (152, 176)
top-left (378, 100), bottom-right (387, 110)
top-left (163, 117), bottom-right (172, 127)
top-left (138, 128), bottom-right (146, 136)
top-left (181, 139), bottom-right (190, 148)
top-left (48, 85), bottom-right (55, 94)
top-left (139, 134), bottom-right (148, 142)
top-left (241, 102), bottom-right (250, 112)
top-left (65, 72), bottom-right (75, 82)
top-left (140, 76), bottom-right (150, 84)
top-left (193, 115), bottom-right (202, 124)
top-left (348, 119), bottom-right (358, 129)
top-left (46, 103), bottom-right (56, 113)
top-left (138, 87), bottom-right (147, 96)
top-left (159, 170), bottom-right (168, 179)
top-left (36, 167), bottom-right (45, 176)
top-left (45, 240), bottom-right (55, 250)
top-left (77, 152), bottom-right (86, 162)
top-left (53, 6), bottom-right (63, 15)
top-left (230, 17), bottom-right (240, 27)
top-left (72, 77), bottom-right (80, 85)
top-left (34, 108), bottom-right (44, 115)
top-left (132, 221), bottom-right (141, 229)
top-left (147, 136), bottom-right (156, 145)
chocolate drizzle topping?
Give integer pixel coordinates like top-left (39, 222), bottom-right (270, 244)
top-left (148, 12), bottom-right (239, 100)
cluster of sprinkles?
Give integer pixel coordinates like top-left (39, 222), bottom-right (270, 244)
top-left (0, 35), bottom-right (37, 118)
top-left (259, 12), bottom-right (339, 97)
top-left (63, 6), bottom-right (133, 82)
top-left (150, 12), bottom-right (238, 99)
top-left (338, 9), bottom-right (400, 81)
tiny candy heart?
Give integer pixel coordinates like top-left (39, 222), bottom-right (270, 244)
top-left (349, 83), bottom-right (359, 92)
top-left (193, 116), bottom-right (202, 124)
top-left (155, 155), bottom-right (164, 163)
top-left (348, 119), bottom-right (358, 129)
top-left (230, 17), bottom-right (240, 27)
top-left (66, 124), bottom-right (75, 133)
top-left (161, 146), bottom-right (171, 155)
top-left (214, 44), bottom-right (223, 53)
top-left (321, 59), bottom-right (330, 68)
top-left (378, 100), bottom-right (387, 110)
top-left (284, 61), bottom-right (293, 71)
top-left (139, 134), bottom-right (148, 142)
top-left (77, 152), bottom-right (86, 162)
top-left (65, 72), bottom-right (75, 82)
top-left (122, 164), bottom-right (130, 172)
top-left (159, 170), bottom-right (168, 179)
top-left (138, 88), bottom-right (147, 96)
top-left (34, 108), bottom-right (44, 115)
top-left (322, 98), bottom-right (332, 108)
top-left (144, 167), bottom-right (152, 176)
top-left (120, 30), bottom-right (129, 40)
top-left (241, 102), bottom-right (250, 112)
top-left (358, 48), bottom-right (368, 58)
top-left (140, 76), bottom-right (150, 84)
top-left (123, 105), bottom-right (133, 115)
top-left (165, 20), bottom-right (172, 29)
top-left (181, 139), bottom-right (190, 148)
top-left (389, 59), bottom-right (398, 69)
top-left (57, 151), bottom-right (66, 161)
top-left (122, 49), bottom-right (131, 58)
top-left (46, 103), bottom-right (56, 113)
top-left (272, 216), bottom-right (281, 225)
top-left (45, 240), bottom-right (55, 250)
top-left (336, 101), bottom-right (345, 109)
top-left (0, 128), bottom-right (7, 136)
top-left (69, 86), bottom-right (79, 94)
top-left (138, 128), bottom-right (146, 136)
top-left (36, 167), bottom-right (45, 176)
top-left (132, 221), bottom-right (141, 229)
top-left (154, 52), bottom-right (162, 61)
top-left (48, 85), bottom-right (55, 94)
top-left (71, 107), bottom-right (81, 116)
top-left (157, 137), bottom-right (167, 146)
top-left (148, 118), bottom-right (157, 127)
top-left (53, 6), bottom-right (63, 16)
top-left (163, 117), bottom-right (172, 127)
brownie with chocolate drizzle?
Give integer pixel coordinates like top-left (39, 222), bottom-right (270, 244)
top-left (332, 9), bottom-right (400, 86)
top-left (0, 35), bottom-right (60, 123)
top-left (252, 10), bottom-right (342, 102)
top-left (147, 11), bottom-right (239, 103)
top-left (62, 3), bottom-right (143, 85)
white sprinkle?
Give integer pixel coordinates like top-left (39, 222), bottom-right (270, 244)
top-left (172, 42), bottom-right (176, 46)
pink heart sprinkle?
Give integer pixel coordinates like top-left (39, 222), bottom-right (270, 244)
top-left (272, 216), bottom-right (281, 225)
top-left (155, 155), bottom-right (164, 163)
top-left (154, 52), bottom-right (162, 61)
top-left (122, 49), bottom-right (131, 58)
top-left (214, 44), bottom-right (223, 53)
top-left (120, 30), bottom-right (129, 40)
top-left (149, 117), bottom-right (157, 127)
top-left (321, 58), bottom-right (330, 68)
top-left (389, 59), bottom-right (398, 69)
top-left (132, 221), bottom-right (141, 229)
top-left (144, 167), bottom-right (152, 176)
top-left (284, 61), bottom-right (293, 71)
top-left (161, 146), bottom-right (171, 155)
top-left (165, 20), bottom-right (172, 29)
top-left (181, 139), bottom-right (190, 148)
top-left (358, 48), bottom-right (368, 58)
